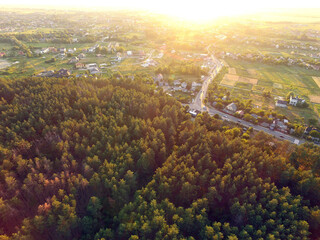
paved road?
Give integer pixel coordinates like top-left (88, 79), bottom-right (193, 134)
top-left (187, 49), bottom-right (304, 145)
top-left (190, 55), bottom-right (222, 110)
top-left (207, 107), bottom-right (305, 144)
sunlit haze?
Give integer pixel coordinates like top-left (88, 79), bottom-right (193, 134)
top-left (3, 0), bottom-right (320, 22)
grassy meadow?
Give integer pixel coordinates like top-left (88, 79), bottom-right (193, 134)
top-left (223, 58), bottom-right (320, 123)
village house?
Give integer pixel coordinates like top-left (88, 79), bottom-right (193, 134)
top-left (59, 53), bottom-right (66, 58)
top-left (289, 95), bottom-right (305, 106)
top-left (76, 74), bottom-right (88, 78)
top-left (236, 110), bottom-right (244, 117)
top-left (36, 70), bottom-right (54, 77)
top-left (99, 63), bottom-right (108, 68)
top-left (181, 82), bottom-right (187, 89)
top-left (37, 69), bottom-right (70, 78)
top-left (173, 86), bottom-right (182, 91)
top-left (154, 74), bottom-right (164, 86)
top-left (275, 100), bottom-right (287, 108)
top-left (192, 82), bottom-right (202, 88)
top-left (90, 68), bottom-right (100, 74)
top-left (68, 48), bottom-right (77, 54)
top-left (304, 126), bottom-right (320, 135)
top-left (58, 48), bottom-right (66, 53)
top-left (68, 57), bottom-right (79, 64)
top-left (56, 69), bottom-right (71, 77)
top-left (155, 73), bottom-right (163, 82)
top-left (270, 121), bottom-right (276, 130)
top-left (226, 102), bottom-right (237, 112)
top-left (75, 62), bottom-right (85, 69)
top-left (40, 48), bottom-right (50, 54)
top-left (78, 53), bottom-right (86, 59)
top-left (173, 80), bottom-right (181, 86)
top-left (49, 47), bottom-right (57, 53)
top-left (276, 120), bottom-right (288, 133)
top-left (86, 63), bottom-right (97, 69)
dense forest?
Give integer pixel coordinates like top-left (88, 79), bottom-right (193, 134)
top-left (0, 75), bottom-right (320, 239)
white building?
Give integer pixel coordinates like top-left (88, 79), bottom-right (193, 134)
top-left (90, 68), bottom-right (100, 74)
top-left (86, 63), bottom-right (97, 69)
top-left (289, 95), bottom-right (305, 106)
top-left (226, 102), bottom-right (237, 112)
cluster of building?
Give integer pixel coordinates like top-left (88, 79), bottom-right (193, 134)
top-left (34, 47), bottom-right (76, 56)
top-left (224, 102), bottom-right (290, 133)
top-left (275, 95), bottom-right (306, 108)
top-left (35, 68), bottom-right (71, 78)
top-left (141, 59), bottom-right (158, 67)
top-left (223, 99), bottom-right (320, 141)
top-left (154, 74), bottom-right (202, 95)
top-left (85, 63), bottom-right (100, 74)
top-left (218, 32), bottom-right (320, 57)
top-left (219, 49), bottom-right (320, 71)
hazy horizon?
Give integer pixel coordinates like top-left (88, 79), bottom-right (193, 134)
top-left (3, 0), bottom-right (320, 22)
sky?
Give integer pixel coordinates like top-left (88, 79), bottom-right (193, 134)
top-left (3, 0), bottom-right (320, 21)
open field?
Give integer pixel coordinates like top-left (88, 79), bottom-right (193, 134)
top-left (0, 42), bottom-right (13, 49)
top-left (247, 69), bottom-right (259, 77)
top-left (221, 73), bottom-right (258, 87)
top-left (309, 95), bottom-right (320, 104)
top-left (273, 83), bottom-right (283, 89)
top-left (228, 67), bottom-right (236, 74)
top-left (224, 59), bottom-right (320, 96)
top-left (239, 76), bottom-right (258, 85)
top-left (276, 106), bottom-right (319, 124)
top-left (312, 76), bottom-right (320, 88)
top-left (235, 82), bottom-right (253, 90)
top-left (221, 74), bottom-right (239, 86)
top-left (223, 59), bottom-right (320, 124)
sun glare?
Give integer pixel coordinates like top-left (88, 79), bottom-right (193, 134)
top-left (156, 4), bottom-right (250, 22)
top-left (4, 0), bottom-right (320, 23)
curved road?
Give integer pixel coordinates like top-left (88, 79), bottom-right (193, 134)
top-left (190, 55), bottom-right (222, 110)
top-left (188, 52), bottom-right (304, 145)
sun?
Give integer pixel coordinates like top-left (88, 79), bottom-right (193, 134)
top-left (148, 1), bottom-right (257, 23)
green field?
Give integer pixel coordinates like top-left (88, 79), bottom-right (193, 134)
top-left (225, 59), bottom-right (320, 96)
top-left (223, 59), bottom-right (320, 124)
top-left (0, 42), bottom-right (13, 50)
